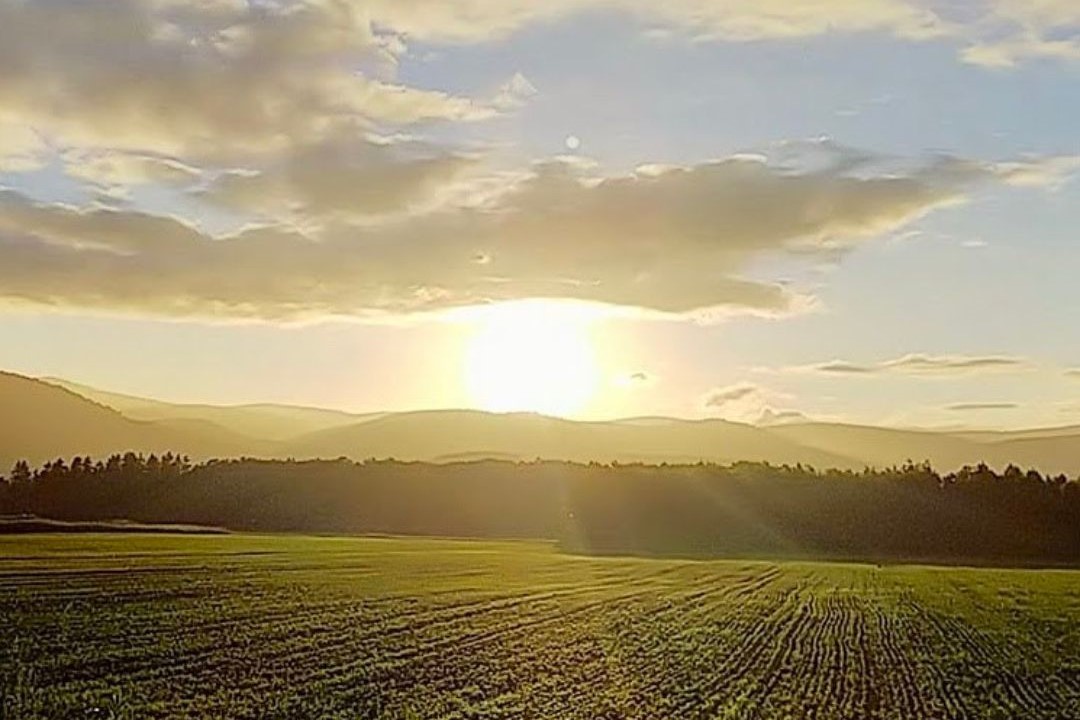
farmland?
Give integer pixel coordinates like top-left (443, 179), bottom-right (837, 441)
top-left (2, 535), bottom-right (1079, 719)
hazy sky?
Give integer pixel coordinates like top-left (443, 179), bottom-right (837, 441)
top-left (0, 0), bottom-right (1078, 427)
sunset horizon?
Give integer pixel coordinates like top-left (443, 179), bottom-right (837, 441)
top-left (2, 2), bottom-right (1079, 717)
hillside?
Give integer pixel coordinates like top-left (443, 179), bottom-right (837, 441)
top-left (44, 378), bottom-right (371, 441)
top-left (765, 422), bottom-right (1080, 476)
top-left (763, 423), bottom-right (991, 472)
top-left (4, 373), bottom-right (1080, 475)
top-left (0, 373), bottom-right (259, 468)
top-left (283, 411), bottom-right (862, 468)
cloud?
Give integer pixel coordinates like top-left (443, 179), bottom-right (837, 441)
top-left (795, 354), bottom-right (1031, 376)
top-left (613, 371), bottom-right (655, 389)
top-left (704, 383), bottom-right (760, 406)
top-left (365, 0), bottom-right (945, 45)
top-left (757, 408), bottom-right (810, 426)
top-left (201, 135), bottom-right (477, 222)
top-left (883, 354), bottom-right (1029, 374)
top-left (702, 383), bottom-right (769, 423)
top-left (945, 402), bottom-right (1019, 411)
top-left (961, 36), bottom-right (1080, 67)
top-left (492, 72), bottom-right (538, 111)
top-left (702, 382), bottom-right (799, 424)
top-left (995, 156), bottom-right (1080, 189)
top-left (0, 123), bottom-right (48, 173)
top-left (62, 151), bottom-right (203, 196)
top-left (0, 144), bottom-right (1037, 320)
top-left (0, 0), bottom-right (490, 163)
top-left (1066, 369), bottom-right (1080, 379)
top-left (366, 0), bottom-right (1080, 70)
top-left (812, 360), bottom-right (877, 375)
top-left (957, 0), bottom-right (1080, 67)
top-left (0, 0), bottom-right (1071, 190)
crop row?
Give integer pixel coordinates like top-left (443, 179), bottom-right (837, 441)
top-left (2, 536), bottom-right (1079, 719)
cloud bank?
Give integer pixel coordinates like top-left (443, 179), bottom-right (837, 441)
top-left (1, 147), bottom-right (1059, 320)
top-left (0, 1), bottom-right (1076, 322)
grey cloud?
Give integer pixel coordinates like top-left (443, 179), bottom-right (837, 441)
top-left (803, 354), bottom-right (1030, 377)
top-left (704, 384), bottom-right (759, 407)
top-left (882, 354), bottom-right (1028, 374)
top-left (701, 382), bottom-right (798, 424)
top-left (813, 360), bottom-right (876, 374)
top-left (945, 402), bottom-right (1020, 412)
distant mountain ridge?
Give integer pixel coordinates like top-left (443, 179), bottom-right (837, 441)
top-left (0, 372), bottom-right (259, 469)
top-left (44, 378), bottom-right (378, 441)
top-left (1, 372), bottom-right (1078, 476)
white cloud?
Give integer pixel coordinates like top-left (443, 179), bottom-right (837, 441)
top-left (62, 151), bottom-right (203, 194)
top-left (492, 72), bottom-right (538, 111)
top-left (995, 156), bottom-right (1080, 189)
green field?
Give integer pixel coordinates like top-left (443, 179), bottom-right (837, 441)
top-left (2, 535), bottom-right (1079, 719)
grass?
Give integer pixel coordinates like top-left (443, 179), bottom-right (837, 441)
top-left (2, 533), bottom-right (1079, 719)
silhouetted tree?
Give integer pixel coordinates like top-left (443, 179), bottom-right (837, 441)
top-left (2, 454), bottom-right (1078, 565)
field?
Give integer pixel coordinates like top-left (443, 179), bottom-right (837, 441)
top-left (2, 535), bottom-right (1079, 719)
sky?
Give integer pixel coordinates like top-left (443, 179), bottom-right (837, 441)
top-left (0, 0), bottom-right (1078, 428)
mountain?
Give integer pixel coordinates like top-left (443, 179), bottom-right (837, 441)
top-left (4, 373), bottom-right (1080, 476)
top-left (766, 422), bottom-right (1080, 476)
top-left (45, 378), bottom-right (374, 441)
top-left (762, 423), bottom-right (990, 472)
top-left (0, 373), bottom-right (260, 469)
top-left (953, 425), bottom-right (1080, 443)
top-left (283, 411), bottom-right (863, 468)
top-left (979, 435), bottom-right (1080, 477)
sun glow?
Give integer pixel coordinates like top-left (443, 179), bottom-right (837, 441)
top-left (463, 301), bottom-right (601, 417)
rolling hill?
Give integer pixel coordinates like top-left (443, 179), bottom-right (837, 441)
top-left (44, 378), bottom-right (372, 441)
top-left (3, 372), bottom-right (1079, 476)
top-left (0, 373), bottom-right (261, 469)
top-left (281, 411), bottom-right (862, 468)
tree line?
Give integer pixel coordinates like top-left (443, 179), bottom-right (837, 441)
top-left (2, 454), bottom-right (1079, 564)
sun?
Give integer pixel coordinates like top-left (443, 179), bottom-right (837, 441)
top-left (463, 301), bottom-right (600, 417)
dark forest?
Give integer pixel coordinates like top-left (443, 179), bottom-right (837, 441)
top-left (3, 454), bottom-right (1078, 564)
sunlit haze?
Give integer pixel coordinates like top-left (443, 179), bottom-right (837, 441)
top-left (0, 0), bottom-right (1078, 429)
top-left (463, 301), bottom-right (601, 416)
top-left (3, 5), bottom-right (1080, 717)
